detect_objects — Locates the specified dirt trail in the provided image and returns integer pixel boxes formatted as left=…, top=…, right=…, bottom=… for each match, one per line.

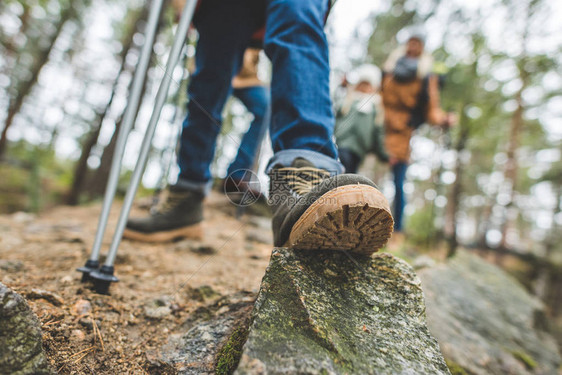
left=0, top=192, right=272, bottom=374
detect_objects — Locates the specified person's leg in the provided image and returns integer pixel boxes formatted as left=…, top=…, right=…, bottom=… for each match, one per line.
left=338, top=148, right=361, bottom=174
left=176, top=0, right=265, bottom=194
left=124, top=0, right=264, bottom=242
left=227, top=85, right=270, bottom=180
left=262, top=0, right=394, bottom=254
left=392, top=162, right=408, bottom=232
left=264, top=0, right=341, bottom=171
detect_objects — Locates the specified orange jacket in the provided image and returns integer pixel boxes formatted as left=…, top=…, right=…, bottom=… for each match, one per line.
left=381, top=74, right=446, bottom=162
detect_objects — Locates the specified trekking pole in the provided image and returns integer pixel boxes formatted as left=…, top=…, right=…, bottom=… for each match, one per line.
left=77, top=0, right=164, bottom=282
left=89, top=0, right=198, bottom=294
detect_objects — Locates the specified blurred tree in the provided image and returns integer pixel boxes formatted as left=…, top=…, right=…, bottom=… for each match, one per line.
left=86, top=1, right=183, bottom=199
left=362, top=0, right=560, bottom=259
left=498, top=0, right=557, bottom=249
left=0, top=0, right=94, bottom=157
left=441, top=30, right=494, bottom=256
left=0, top=1, right=72, bottom=157
left=66, top=3, right=153, bottom=205
left=366, top=0, right=442, bottom=66
left=533, top=151, right=562, bottom=298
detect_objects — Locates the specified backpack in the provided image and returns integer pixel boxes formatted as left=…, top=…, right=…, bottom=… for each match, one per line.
left=408, top=74, right=446, bottom=129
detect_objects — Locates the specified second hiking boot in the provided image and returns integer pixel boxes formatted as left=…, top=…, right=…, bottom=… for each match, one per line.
left=123, top=185, right=204, bottom=242
left=269, top=158, right=394, bottom=255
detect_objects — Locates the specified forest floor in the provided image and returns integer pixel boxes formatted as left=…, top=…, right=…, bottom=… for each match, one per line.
left=0, top=191, right=275, bottom=374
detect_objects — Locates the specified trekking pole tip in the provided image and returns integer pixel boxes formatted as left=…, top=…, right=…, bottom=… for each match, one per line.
left=77, top=259, right=100, bottom=283
left=89, top=265, right=119, bottom=295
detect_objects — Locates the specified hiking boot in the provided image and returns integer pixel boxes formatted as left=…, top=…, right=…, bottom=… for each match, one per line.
left=123, top=186, right=204, bottom=242
left=269, top=158, right=394, bottom=255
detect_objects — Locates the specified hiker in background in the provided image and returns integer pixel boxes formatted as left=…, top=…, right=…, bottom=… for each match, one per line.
left=381, top=29, right=456, bottom=243
left=335, top=64, right=389, bottom=174
left=223, top=47, right=270, bottom=197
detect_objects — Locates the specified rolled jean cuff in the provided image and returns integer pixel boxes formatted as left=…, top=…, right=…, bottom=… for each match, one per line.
left=175, top=177, right=214, bottom=196
left=266, top=149, right=344, bottom=175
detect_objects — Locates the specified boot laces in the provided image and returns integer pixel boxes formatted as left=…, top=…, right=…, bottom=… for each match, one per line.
left=153, top=190, right=188, bottom=215
left=276, top=167, right=330, bottom=196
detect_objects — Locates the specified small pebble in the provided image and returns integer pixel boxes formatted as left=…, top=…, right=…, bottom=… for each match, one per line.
left=0, top=259, right=24, bottom=273
left=79, top=318, right=100, bottom=330
left=79, top=318, right=93, bottom=329
left=12, top=212, right=35, bottom=223
left=144, top=296, right=173, bottom=319
left=72, top=299, right=92, bottom=317
left=216, top=306, right=230, bottom=315
left=69, top=329, right=86, bottom=342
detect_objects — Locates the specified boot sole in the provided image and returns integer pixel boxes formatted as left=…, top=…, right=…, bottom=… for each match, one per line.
left=286, top=185, right=394, bottom=255
left=122, top=223, right=203, bottom=243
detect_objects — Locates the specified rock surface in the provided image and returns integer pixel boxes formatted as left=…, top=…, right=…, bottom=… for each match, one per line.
left=0, top=282, right=52, bottom=375
left=231, top=248, right=450, bottom=375
left=160, top=291, right=255, bottom=374
left=419, top=250, right=561, bottom=375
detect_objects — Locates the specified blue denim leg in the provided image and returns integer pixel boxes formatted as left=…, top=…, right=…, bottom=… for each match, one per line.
left=226, top=86, right=270, bottom=180
left=392, top=162, right=408, bottom=232
left=176, top=0, right=265, bottom=194
left=338, top=148, right=361, bottom=174
left=264, top=0, right=338, bottom=161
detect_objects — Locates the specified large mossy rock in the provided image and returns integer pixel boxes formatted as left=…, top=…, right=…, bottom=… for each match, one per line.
left=419, top=250, right=561, bottom=375
left=0, top=282, right=52, bottom=375
left=231, top=248, right=450, bottom=375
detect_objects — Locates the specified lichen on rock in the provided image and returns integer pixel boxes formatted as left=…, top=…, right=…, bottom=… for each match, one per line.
left=0, top=282, right=52, bottom=375
left=231, top=248, right=450, bottom=375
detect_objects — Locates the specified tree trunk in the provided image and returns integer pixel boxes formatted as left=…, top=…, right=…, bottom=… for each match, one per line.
left=499, top=0, right=532, bottom=249
left=0, top=5, right=73, bottom=158
left=499, top=85, right=525, bottom=248
left=445, top=109, right=470, bottom=257
left=86, top=2, right=166, bottom=198
left=66, top=120, right=104, bottom=205
left=478, top=190, right=497, bottom=249
left=86, top=61, right=152, bottom=199
left=533, top=187, right=561, bottom=300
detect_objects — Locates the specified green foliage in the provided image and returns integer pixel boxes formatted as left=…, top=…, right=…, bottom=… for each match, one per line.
left=406, top=203, right=439, bottom=248
left=0, top=142, right=72, bottom=213
left=366, top=0, right=424, bottom=65
left=364, top=0, right=561, bottom=255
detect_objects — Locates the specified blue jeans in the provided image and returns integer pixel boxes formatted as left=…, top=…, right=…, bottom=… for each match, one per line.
left=226, top=86, right=270, bottom=181
left=392, top=162, right=408, bottom=232
left=176, top=0, right=342, bottom=194
left=338, top=148, right=361, bottom=174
